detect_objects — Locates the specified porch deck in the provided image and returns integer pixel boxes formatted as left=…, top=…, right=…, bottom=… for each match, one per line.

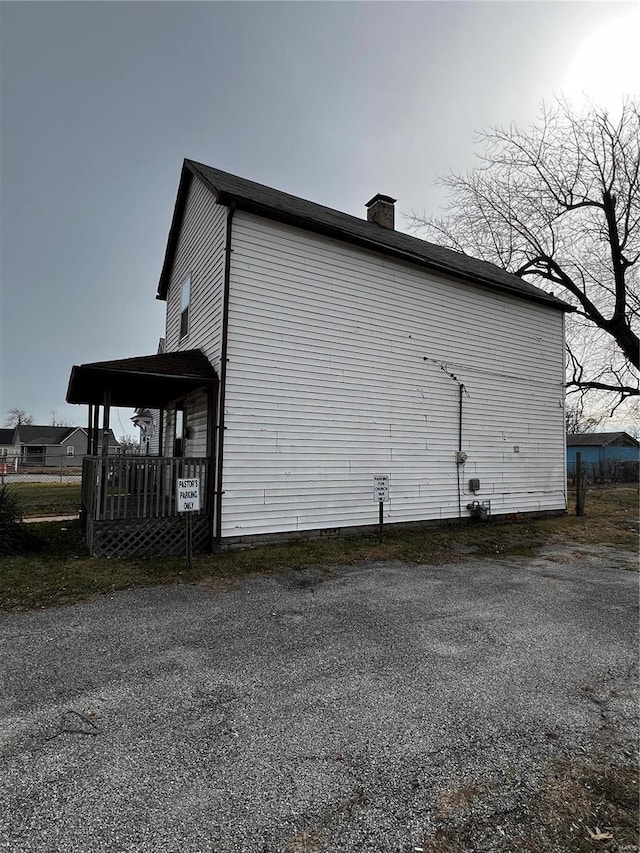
left=81, top=456, right=212, bottom=557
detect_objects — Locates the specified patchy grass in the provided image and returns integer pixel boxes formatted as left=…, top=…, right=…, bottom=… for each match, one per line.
left=0, top=483, right=637, bottom=612
left=283, top=830, right=325, bottom=853
left=419, top=759, right=639, bottom=853
left=434, top=782, right=488, bottom=820
left=530, top=759, right=639, bottom=852
left=0, top=524, right=187, bottom=611
left=546, top=483, right=638, bottom=551
left=6, top=482, right=81, bottom=517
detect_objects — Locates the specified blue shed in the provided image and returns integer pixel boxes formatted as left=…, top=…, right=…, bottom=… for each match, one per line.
left=567, top=431, right=639, bottom=476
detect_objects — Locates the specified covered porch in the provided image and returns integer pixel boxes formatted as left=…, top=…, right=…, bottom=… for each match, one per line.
left=67, top=350, right=219, bottom=557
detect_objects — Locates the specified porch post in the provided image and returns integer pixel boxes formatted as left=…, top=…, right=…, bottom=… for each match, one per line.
left=158, top=408, right=164, bottom=457
left=97, top=390, right=111, bottom=520
left=87, top=405, right=93, bottom=455
left=92, top=404, right=100, bottom=455
left=102, top=389, right=111, bottom=456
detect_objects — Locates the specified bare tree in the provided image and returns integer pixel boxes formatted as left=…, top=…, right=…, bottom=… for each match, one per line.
left=4, top=409, right=33, bottom=428
left=565, top=401, right=603, bottom=435
left=624, top=399, right=640, bottom=438
left=409, top=97, right=639, bottom=414
left=50, top=410, right=76, bottom=427
left=118, top=434, right=140, bottom=454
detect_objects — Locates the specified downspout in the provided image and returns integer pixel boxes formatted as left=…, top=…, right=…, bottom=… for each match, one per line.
left=457, top=384, right=464, bottom=524
left=214, top=203, right=235, bottom=544
left=562, top=314, right=567, bottom=511
left=458, top=384, right=463, bottom=455
left=432, top=361, right=468, bottom=524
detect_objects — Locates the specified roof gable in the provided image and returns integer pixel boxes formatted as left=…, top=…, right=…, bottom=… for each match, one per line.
left=156, top=160, right=572, bottom=314
left=60, top=427, right=87, bottom=444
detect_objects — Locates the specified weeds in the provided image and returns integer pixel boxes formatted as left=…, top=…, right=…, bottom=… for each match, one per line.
left=418, top=760, right=639, bottom=853
left=521, top=759, right=639, bottom=852
left=0, top=485, right=42, bottom=557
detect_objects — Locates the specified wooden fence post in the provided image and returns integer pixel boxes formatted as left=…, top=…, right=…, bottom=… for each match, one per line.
left=575, top=451, right=586, bottom=517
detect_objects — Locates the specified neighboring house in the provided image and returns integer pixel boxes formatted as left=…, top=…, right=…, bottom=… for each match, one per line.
left=131, top=338, right=166, bottom=456
left=131, top=408, right=159, bottom=455
left=0, top=429, right=14, bottom=458
left=9, top=425, right=120, bottom=467
left=567, top=432, right=639, bottom=475
left=67, top=160, right=572, bottom=556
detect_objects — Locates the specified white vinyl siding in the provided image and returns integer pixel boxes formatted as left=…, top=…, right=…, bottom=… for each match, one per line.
left=148, top=412, right=161, bottom=456
left=164, top=178, right=227, bottom=373
left=220, top=212, right=566, bottom=538
left=179, top=276, right=191, bottom=340
left=184, top=391, right=209, bottom=457
left=163, top=176, right=227, bottom=458
left=161, top=392, right=208, bottom=458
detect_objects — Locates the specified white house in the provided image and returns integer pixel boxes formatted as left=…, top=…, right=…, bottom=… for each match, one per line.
left=67, top=160, right=570, bottom=556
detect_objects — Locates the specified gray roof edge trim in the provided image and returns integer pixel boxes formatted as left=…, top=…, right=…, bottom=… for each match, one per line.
left=185, top=160, right=223, bottom=202
left=157, top=160, right=227, bottom=300
left=156, top=165, right=193, bottom=300
left=61, top=426, right=87, bottom=439
left=82, top=364, right=218, bottom=383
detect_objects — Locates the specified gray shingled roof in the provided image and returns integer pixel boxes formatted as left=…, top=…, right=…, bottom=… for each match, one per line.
left=77, top=350, right=217, bottom=379
left=16, top=425, right=77, bottom=445
left=567, top=432, right=639, bottom=447
left=67, top=350, right=218, bottom=408
left=157, top=160, right=572, bottom=313
left=0, top=428, right=15, bottom=445
left=14, top=425, right=120, bottom=447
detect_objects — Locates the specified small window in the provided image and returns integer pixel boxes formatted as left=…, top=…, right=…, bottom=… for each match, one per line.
left=180, top=276, right=191, bottom=340
left=67, top=446, right=75, bottom=456
left=174, top=405, right=185, bottom=457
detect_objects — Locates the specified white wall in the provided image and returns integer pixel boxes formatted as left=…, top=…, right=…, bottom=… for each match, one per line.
left=220, top=212, right=566, bottom=538
left=163, top=174, right=227, bottom=459
left=165, top=176, right=227, bottom=371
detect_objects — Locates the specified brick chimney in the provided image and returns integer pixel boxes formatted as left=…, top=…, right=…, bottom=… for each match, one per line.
left=366, top=193, right=396, bottom=229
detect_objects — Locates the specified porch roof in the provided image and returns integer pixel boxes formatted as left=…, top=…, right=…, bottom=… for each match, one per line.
left=66, top=350, right=218, bottom=408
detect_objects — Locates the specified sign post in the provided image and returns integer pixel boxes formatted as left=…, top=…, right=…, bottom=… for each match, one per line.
left=177, top=477, right=200, bottom=570
left=373, top=475, right=390, bottom=544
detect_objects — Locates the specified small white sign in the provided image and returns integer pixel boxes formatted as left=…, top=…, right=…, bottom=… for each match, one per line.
left=373, top=474, right=390, bottom=503
left=177, top=477, right=200, bottom=512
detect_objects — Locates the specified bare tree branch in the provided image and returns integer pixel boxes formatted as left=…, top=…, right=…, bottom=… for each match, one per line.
left=4, top=409, right=33, bottom=428
left=408, top=97, right=639, bottom=408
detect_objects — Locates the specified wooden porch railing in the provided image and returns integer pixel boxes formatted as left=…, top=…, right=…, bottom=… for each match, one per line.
left=81, top=456, right=211, bottom=522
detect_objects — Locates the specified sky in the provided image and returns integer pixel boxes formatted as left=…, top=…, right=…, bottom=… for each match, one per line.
left=1, top=0, right=638, bottom=437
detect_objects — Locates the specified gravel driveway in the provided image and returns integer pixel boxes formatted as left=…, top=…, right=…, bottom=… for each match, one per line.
left=1, top=545, right=637, bottom=852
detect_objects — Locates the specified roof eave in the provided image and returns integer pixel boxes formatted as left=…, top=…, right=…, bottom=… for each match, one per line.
left=159, top=161, right=572, bottom=313
left=214, top=192, right=572, bottom=312
left=66, top=352, right=219, bottom=409
left=157, top=159, right=229, bottom=301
